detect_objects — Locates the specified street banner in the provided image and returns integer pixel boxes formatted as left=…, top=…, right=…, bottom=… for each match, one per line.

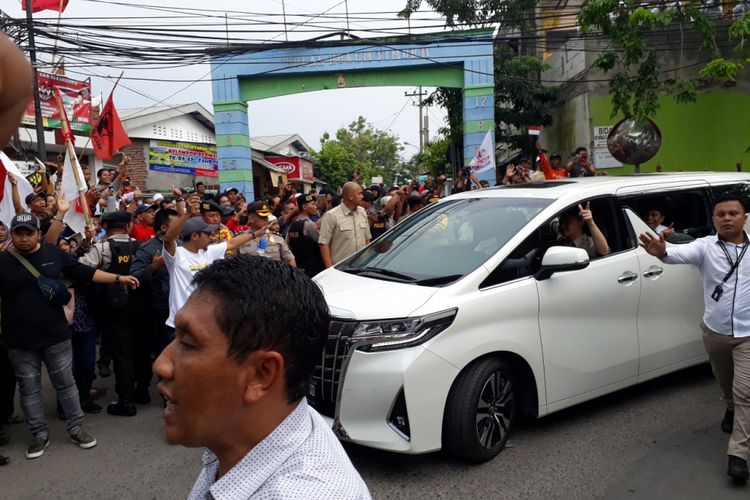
left=148, top=140, right=218, bottom=177
left=467, top=131, right=496, bottom=174
left=21, top=72, right=92, bottom=134
left=21, top=0, right=70, bottom=13
left=91, top=94, right=131, bottom=160
left=0, top=152, right=35, bottom=230
left=61, top=150, right=88, bottom=235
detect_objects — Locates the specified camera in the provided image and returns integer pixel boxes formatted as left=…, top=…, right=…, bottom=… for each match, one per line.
left=461, top=166, right=472, bottom=177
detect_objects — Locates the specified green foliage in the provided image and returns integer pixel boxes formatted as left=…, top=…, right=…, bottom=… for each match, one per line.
left=311, top=117, right=404, bottom=189
left=580, top=0, right=749, bottom=119
left=410, top=130, right=453, bottom=176
left=403, top=0, right=559, bottom=154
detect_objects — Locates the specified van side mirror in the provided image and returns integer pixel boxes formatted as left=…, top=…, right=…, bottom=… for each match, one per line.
left=534, top=246, right=590, bottom=281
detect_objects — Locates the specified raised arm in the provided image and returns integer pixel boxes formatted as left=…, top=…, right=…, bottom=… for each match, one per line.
left=578, top=202, right=610, bottom=256
left=7, top=173, right=24, bottom=215
left=44, top=191, right=71, bottom=245
left=225, top=225, right=270, bottom=252
left=164, top=194, right=198, bottom=256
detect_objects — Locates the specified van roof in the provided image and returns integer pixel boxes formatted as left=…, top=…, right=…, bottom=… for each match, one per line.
left=448, top=172, right=750, bottom=201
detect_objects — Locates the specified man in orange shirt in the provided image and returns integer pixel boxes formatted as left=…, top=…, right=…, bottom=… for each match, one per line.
left=537, top=142, right=567, bottom=180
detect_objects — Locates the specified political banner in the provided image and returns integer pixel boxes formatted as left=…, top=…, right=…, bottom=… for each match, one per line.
left=148, top=140, right=218, bottom=177
left=22, top=72, right=92, bottom=134
left=468, top=131, right=496, bottom=174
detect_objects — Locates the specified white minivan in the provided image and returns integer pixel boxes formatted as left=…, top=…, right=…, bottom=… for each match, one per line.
left=312, top=173, right=750, bottom=463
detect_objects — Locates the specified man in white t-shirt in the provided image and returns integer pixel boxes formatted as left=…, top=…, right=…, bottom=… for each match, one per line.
left=163, top=195, right=269, bottom=327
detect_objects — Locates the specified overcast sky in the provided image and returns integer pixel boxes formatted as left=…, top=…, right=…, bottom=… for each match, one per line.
left=12, top=0, right=449, bottom=156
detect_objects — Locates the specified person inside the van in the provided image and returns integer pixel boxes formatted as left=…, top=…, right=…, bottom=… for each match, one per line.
left=643, top=205, right=675, bottom=237
left=557, top=202, right=610, bottom=258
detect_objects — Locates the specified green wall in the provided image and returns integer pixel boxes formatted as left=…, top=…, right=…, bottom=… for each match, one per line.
left=589, top=90, right=750, bottom=174
left=240, top=66, right=464, bottom=101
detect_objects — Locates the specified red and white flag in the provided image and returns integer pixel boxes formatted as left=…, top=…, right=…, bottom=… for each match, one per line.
left=0, top=152, right=34, bottom=230
left=61, top=150, right=88, bottom=234
left=91, top=94, right=131, bottom=160
left=21, top=0, right=69, bottom=13
left=528, top=125, right=542, bottom=136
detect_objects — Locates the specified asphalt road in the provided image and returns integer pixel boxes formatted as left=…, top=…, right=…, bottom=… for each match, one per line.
left=1, top=363, right=746, bottom=499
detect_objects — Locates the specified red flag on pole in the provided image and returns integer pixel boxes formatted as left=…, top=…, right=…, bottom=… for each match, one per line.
left=21, top=0, right=69, bottom=13
left=91, top=94, right=131, bottom=160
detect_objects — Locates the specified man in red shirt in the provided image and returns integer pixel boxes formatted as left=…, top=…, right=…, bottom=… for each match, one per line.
left=131, top=204, right=157, bottom=242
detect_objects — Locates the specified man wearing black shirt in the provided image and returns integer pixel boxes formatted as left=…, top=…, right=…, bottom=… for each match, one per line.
left=0, top=214, right=139, bottom=459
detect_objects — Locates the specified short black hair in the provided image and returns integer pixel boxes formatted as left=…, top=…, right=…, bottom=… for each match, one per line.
left=192, top=255, right=330, bottom=403
left=550, top=153, right=562, bottom=161
left=330, top=195, right=342, bottom=208
left=153, top=208, right=179, bottom=231
left=574, top=147, right=588, bottom=155
left=712, top=193, right=748, bottom=213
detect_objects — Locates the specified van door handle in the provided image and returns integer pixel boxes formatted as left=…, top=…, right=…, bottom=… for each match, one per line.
left=617, top=271, right=638, bottom=284
left=643, top=266, right=664, bottom=278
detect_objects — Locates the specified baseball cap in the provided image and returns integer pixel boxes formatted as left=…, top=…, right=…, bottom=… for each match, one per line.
left=297, top=194, right=316, bottom=209
left=226, top=187, right=239, bottom=195
left=220, top=205, right=237, bottom=217
left=135, top=203, right=158, bottom=215
left=247, top=201, right=272, bottom=217
left=182, top=217, right=218, bottom=239
left=10, top=213, right=40, bottom=232
left=25, top=192, right=45, bottom=205
left=153, top=193, right=165, bottom=203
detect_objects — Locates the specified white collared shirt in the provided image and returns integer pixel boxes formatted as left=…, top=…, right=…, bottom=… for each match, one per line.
left=188, top=399, right=371, bottom=500
left=662, top=232, right=750, bottom=337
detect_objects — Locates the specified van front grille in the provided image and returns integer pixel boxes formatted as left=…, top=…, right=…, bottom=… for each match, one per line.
left=307, top=319, right=357, bottom=418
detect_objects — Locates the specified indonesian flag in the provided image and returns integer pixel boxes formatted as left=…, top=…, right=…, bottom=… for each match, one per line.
left=91, top=94, right=130, bottom=160
left=0, top=152, right=35, bottom=230
left=21, top=0, right=69, bottom=13
left=528, top=125, right=542, bottom=136
left=61, top=150, right=88, bottom=235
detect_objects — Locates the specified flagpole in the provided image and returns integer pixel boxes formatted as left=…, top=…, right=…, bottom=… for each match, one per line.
left=53, top=87, right=92, bottom=229
left=51, top=0, right=65, bottom=65
left=25, top=0, right=48, bottom=162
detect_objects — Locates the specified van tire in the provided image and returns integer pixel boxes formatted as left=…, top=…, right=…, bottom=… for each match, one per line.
left=443, top=357, right=517, bottom=463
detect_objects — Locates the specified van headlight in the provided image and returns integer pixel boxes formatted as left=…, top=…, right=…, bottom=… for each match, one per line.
left=352, top=309, right=457, bottom=352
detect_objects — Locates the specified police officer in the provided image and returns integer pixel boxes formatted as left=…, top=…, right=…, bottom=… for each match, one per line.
left=287, top=194, right=324, bottom=277
left=78, top=211, right=143, bottom=416
left=237, top=201, right=296, bottom=267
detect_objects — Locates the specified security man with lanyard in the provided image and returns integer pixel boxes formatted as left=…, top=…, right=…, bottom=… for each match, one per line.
left=236, top=201, right=296, bottom=267
left=287, top=194, right=324, bottom=277
left=78, top=211, right=143, bottom=417
left=640, top=193, right=750, bottom=482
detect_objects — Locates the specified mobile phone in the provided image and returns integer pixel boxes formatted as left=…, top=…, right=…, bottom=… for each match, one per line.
left=418, top=175, right=428, bottom=183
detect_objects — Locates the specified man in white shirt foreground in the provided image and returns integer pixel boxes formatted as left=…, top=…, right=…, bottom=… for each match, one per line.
left=154, top=256, right=371, bottom=499
left=640, top=193, right=750, bottom=482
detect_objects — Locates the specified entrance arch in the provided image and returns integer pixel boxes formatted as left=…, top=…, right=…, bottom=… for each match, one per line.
left=209, top=29, right=495, bottom=196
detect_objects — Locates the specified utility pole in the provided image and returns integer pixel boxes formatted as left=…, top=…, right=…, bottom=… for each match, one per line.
left=404, top=87, right=429, bottom=153
left=25, top=0, right=47, bottom=162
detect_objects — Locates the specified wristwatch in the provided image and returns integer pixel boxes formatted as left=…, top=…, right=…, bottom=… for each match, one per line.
left=115, top=274, right=121, bottom=284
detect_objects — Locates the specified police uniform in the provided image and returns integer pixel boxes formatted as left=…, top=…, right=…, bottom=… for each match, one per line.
left=287, top=194, right=325, bottom=277
left=237, top=232, right=295, bottom=264
left=78, top=211, right=145, bottom=414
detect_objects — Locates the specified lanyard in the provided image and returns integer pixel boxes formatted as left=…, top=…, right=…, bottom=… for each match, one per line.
left=717, top=237, right=749, bottom=284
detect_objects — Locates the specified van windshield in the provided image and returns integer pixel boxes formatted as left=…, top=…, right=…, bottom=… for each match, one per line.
left=339, top=197, right=552, bottom=286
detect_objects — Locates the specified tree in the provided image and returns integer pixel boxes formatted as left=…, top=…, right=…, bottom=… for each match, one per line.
left=400, top=0, right=559, bottom=154
left=411, top=129, right=453, bottom=176
left=312, top=116, right=404, bottom=188
left=580, top=2, right=750, bottom=120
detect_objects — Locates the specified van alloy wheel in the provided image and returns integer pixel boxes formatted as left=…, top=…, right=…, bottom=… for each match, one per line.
left=443, top=357, right=518, bottom=463
left=476, top=371, right=514, bottom=449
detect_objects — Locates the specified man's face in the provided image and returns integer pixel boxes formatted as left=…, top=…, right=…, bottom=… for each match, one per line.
left=551, top=157, right=561, bottom=169
left=219, top=196, right=230, bottom=207
left=228, top=191, right=238, bottom=204
left=203, top=211, right=221, bottom=225
left=645, top=210, right=665, bottom=230
left=192, top=231, right=212, bottom=250
left=82, top=168, right=92, bottom=184
left=559, top=214, right=584, bottom=240
left=712, top=201, right=747, bottom=240
left=197, top=185, right=206, bottom=195
left=282, top=202, right=296, bottom=219
left=140, top=209, right=155, bottom=227
left=154, top=291, right=246, bottom=447
left=58, top=239, right=70, bottom=253
left=30, top=196, right=46, bottom=213
left=348, top=187, right=364, bottom=205
left=11, top=228, right=40, bottom=253
left=304, top=201, right=317, bottom=217
left=578, top=150, right=589, bottom=164
left=248, top=213, right=269, bottom=230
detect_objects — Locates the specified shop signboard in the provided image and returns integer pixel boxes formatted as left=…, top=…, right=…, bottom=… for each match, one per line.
left=148, top=140, right=218, bottom=177
left=265, top=156, right=314, bottom=182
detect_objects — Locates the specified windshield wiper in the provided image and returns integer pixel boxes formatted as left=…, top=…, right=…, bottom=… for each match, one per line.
left=415, top=274, right=463, bottom=286
left=342, top=266, right=417, bottom=283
